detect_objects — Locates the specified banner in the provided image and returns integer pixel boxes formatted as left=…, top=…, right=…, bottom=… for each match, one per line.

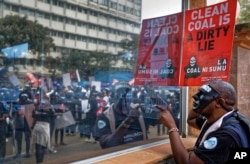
left=134, top=0, right=237, bottom=87
left=1, top=43, right=28, bottom=58
left=134, top=13, right=183, bottom=86
left=179, top=0, right=237, bottom=86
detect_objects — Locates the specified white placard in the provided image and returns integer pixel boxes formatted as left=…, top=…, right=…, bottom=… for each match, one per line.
left=63, top=73, right=71, bottom=87
left=81, top=100, right=89, bottom=113
left=91, top=81, right=101, bottom=92
left=76, top=69, right=80, bottom=82
left=8, top=74, right=20, bottom=86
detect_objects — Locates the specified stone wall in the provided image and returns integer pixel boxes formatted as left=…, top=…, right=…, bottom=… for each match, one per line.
left=232, top=46, right=250, bottom=119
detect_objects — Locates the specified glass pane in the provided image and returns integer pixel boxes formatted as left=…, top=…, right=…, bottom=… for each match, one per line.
left=0, top=0, right=183, bottom=163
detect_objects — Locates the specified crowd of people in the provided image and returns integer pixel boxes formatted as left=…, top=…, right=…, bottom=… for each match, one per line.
left=1, top=79, right=250, bottom=164
left=0, top=81, right=180, bottom=163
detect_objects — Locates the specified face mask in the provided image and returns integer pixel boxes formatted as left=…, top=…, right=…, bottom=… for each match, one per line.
left=192, top=84, right=219, bottom=112
left=190, top=57, right=196, bottom=67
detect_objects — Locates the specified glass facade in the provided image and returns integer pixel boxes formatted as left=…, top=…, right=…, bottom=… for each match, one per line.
left=1, top=0, right=244, bottom=163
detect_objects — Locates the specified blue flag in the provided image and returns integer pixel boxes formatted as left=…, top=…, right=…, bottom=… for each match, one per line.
left=1, top=43, right=28, bottom=58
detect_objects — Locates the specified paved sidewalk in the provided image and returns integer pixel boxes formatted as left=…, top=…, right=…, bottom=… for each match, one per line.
left=4, top=134, right=101, bottom=164
left=3, top=126, right=163, bottom=163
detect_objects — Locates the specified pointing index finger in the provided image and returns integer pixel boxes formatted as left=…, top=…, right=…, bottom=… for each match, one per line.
left=154, top=105, right=165, bottom=112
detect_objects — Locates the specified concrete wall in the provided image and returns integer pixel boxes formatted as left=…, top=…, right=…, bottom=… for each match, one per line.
left=232, top=46, right=250, bottom=119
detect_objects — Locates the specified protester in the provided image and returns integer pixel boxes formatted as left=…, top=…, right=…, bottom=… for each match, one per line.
left=143, top=95, right=160, bottom=134
left=32, top=98, right=54, bottom=164
left=96, top=82, right=148, bottom=148
left=54, top=127, right=66, bottom=146
left=13, top=106, right=29, bottom=159
left=19, top=84, right=34, bottom=105
left=167, top=92, right=180, bottom=128
left=137, top=87, right=146, bottom=104
left=54, top=104, right=67, bottom=146
left=155, top=80, right=249, bottom=164
left=81, top=90, right=98, bottom=143
left=102, top=89, right=110, bottom=108
left=0, top=102, right=8, bottom=163
left=14, top=84, right=35, bottom=159
left=86, top=85, right=98, bottom=99
left=55, top=106, right=67, bottom=147
left=60, top=86, right=76, bottom=136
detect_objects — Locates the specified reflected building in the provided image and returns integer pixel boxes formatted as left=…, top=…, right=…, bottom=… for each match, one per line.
left=0, top=0, right=141, bottom=57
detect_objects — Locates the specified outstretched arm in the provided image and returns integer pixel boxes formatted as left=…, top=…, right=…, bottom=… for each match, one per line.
left=155, top=105, right=204, bottom=164
left=99, top=103, right=142, bottom=148
left=99, top=116, right=134, bottom=148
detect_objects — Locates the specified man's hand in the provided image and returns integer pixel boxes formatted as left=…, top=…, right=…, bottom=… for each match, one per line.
left=155, top=105, right=177, bottom=129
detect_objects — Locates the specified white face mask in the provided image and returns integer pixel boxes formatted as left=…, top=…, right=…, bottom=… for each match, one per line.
left=166, top=59, right=172, bottom=68
left=190, top=57, right=196, bottom=67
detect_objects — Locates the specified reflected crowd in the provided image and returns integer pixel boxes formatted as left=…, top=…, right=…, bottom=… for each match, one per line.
left=0, top=79, right=180, bottom=163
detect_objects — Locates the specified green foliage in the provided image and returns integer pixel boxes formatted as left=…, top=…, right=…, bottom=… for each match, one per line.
left=119, top=34, right=139, bottom=52
left=63, top=51, right=116, bottom=78
left=0, top=15, right=54, bottom=53
left=119, top=34, right=139, bottom=71
left=237, top=0, right=250, bottom=24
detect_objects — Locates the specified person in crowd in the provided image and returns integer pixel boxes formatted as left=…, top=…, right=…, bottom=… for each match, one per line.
left=34, top=86, right=42, bottom=110
left=155, top=79, right=249, bottom=164
left=73, top=87, right=88, bottom=138
left=65, top=88, right=77, bottom=136
left=54, top=104, right=67, bottom=146
left=102, top=89, right=110, bottom=108
left=167, top=92, right=180, bottom=128
left=137, top=87, right=146, bottom=104
left=86, top=85, right=98, bottom=99
left=142, top=95, right=160, bottom=134
left=96, top=93, right=107, bottom=117
left=81, top=89, right=98, bottom=143
left=96, top=82, right=148, bottom=148
left=78, top=102, right=89, bottom=139
left=51, top=86, right=67, bottom=146
left=49, top=89, right=58, bottom=139
left=46, top=89, right=64, bottom=153
left=14, top=84, right=35, bottom=159
left=19, top=84, right=34, bottom=105
left=54, top=126, right=66, bottom=146
left=32, top=98, right=55, bottom=164
left=0, top=102, right=9, bottom=162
